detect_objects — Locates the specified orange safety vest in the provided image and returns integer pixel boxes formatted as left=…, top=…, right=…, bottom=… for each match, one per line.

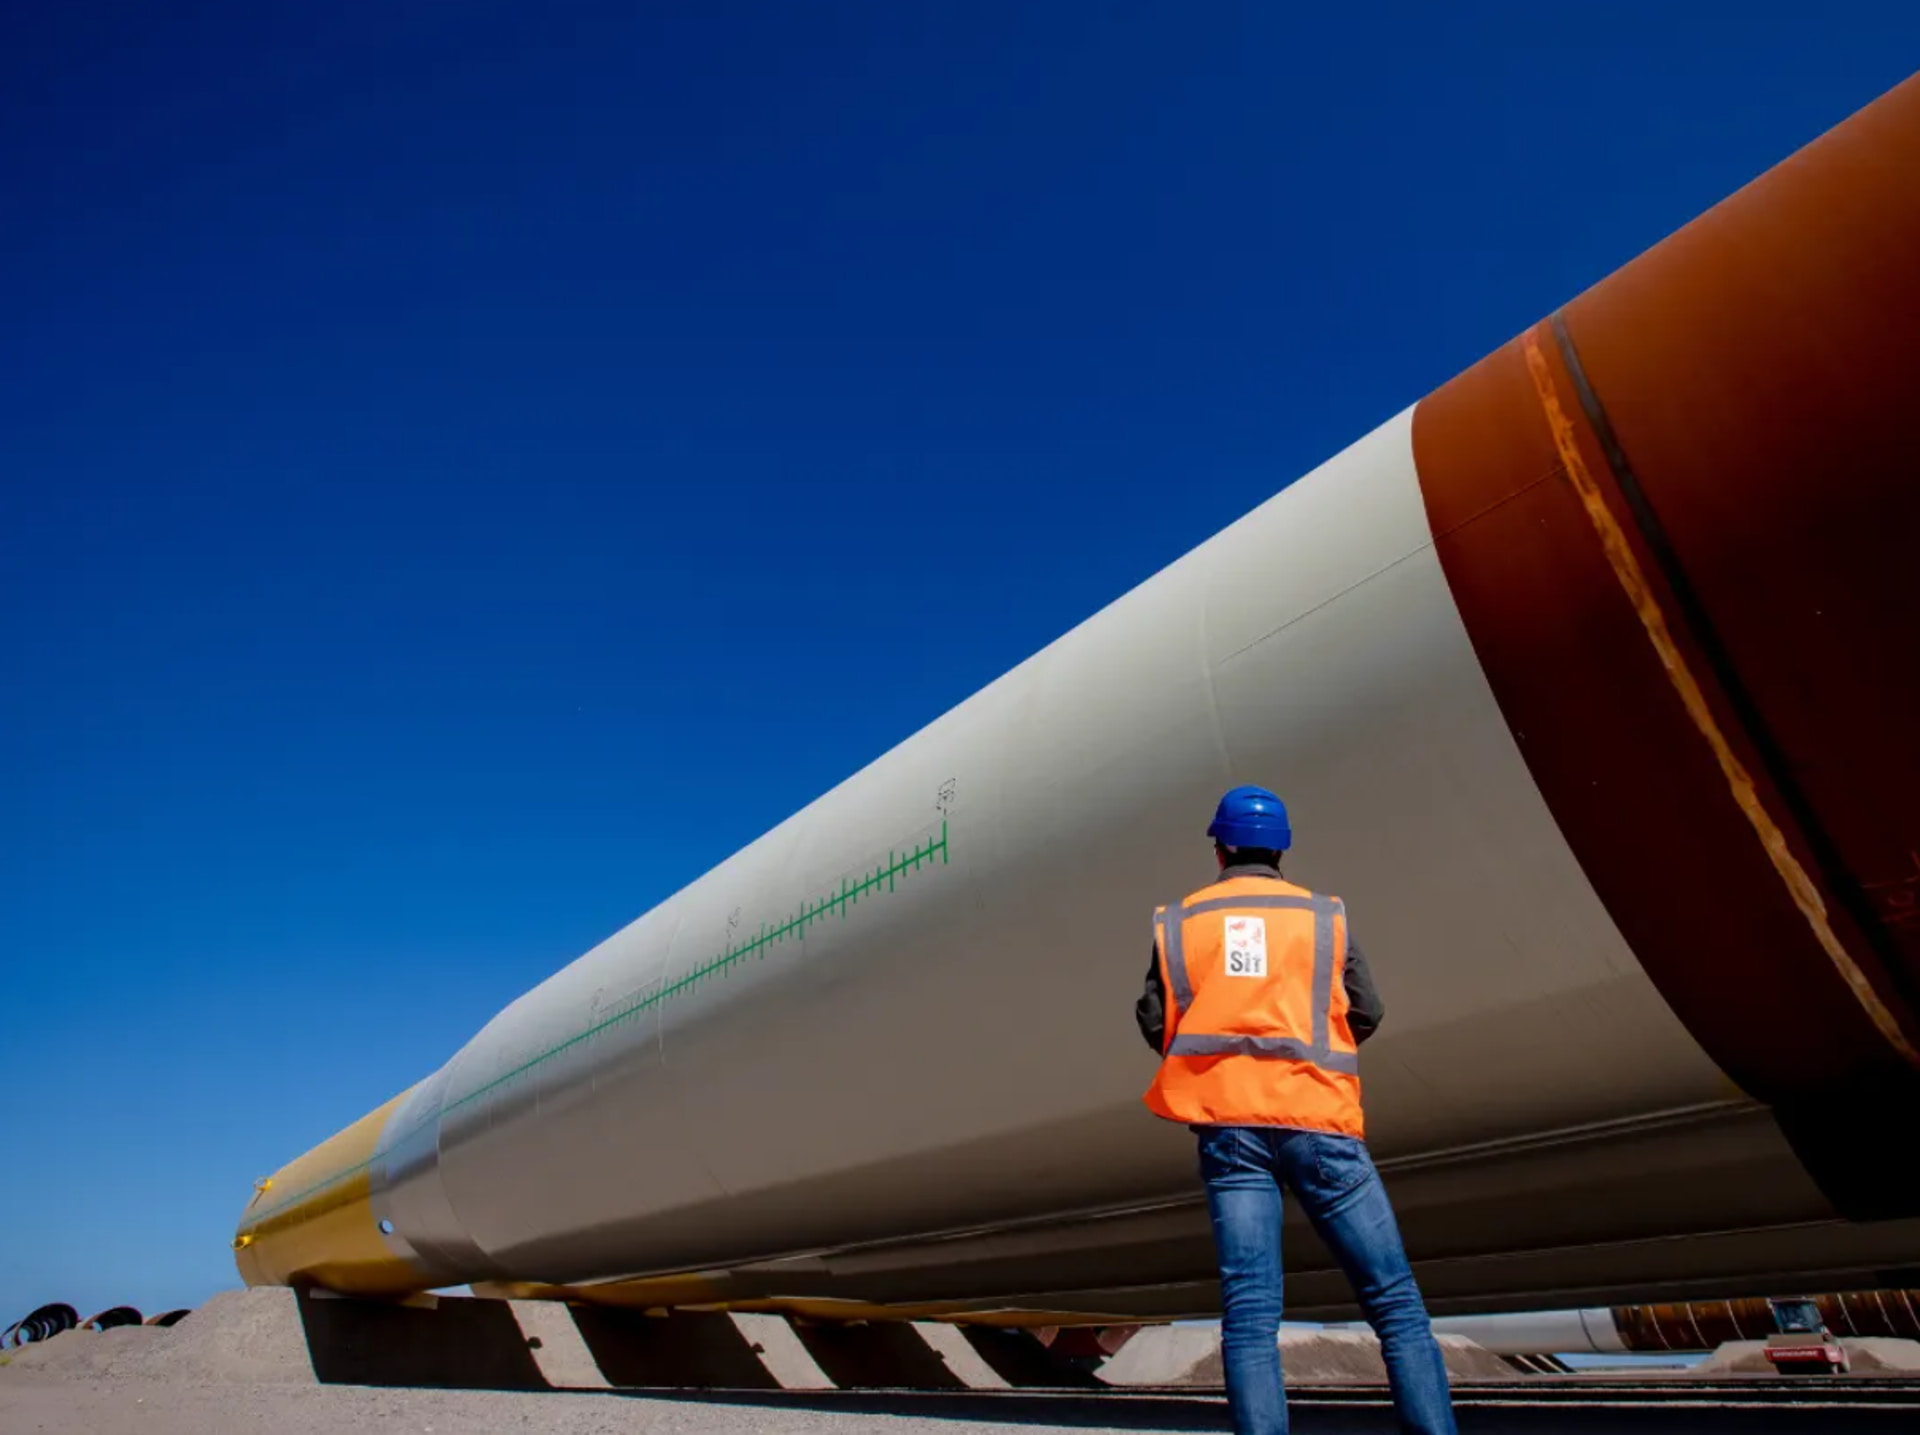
left=1142, top=874, right=1364, bottom=1137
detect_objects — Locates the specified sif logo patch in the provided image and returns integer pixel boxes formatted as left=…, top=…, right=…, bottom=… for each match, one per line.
left=1223, top=916, right=1268, bottom=978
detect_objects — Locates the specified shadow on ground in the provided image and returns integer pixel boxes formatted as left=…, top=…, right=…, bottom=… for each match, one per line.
left=627, top=1386, right=1920, bottom=1434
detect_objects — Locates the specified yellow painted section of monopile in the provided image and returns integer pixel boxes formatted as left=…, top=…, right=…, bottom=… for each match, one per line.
left=472, top=1273, right=730, bottom=1308
left=472, top=1279, right=1147, bottom=1328
left=232, top=1092, right=428, bottom=1296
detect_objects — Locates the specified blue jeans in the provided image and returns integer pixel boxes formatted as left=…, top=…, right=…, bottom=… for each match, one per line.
left=1195, top=1125, right=1456, bottom=1435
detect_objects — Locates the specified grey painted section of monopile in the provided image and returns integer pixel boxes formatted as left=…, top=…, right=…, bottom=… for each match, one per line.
left=366, top=406, right=1745, bottom=1296
left=1421, top=1309, right=1630, bottom=1356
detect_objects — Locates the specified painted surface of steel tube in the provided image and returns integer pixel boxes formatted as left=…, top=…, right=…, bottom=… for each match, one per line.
left=1421, top=1310, right=1628, bottom=1358
left=236, top=74, right=1920, bottom=1321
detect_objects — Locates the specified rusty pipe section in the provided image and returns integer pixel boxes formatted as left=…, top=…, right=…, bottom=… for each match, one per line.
left=1410, top=71, right=1920, bottom=1217
left=1431, top=1290, right=1920, bottom=1355
left=1614, top=1290, right=1920, bottom=1352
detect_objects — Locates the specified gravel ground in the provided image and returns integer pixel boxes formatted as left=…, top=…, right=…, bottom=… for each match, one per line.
left=10, top=1378, right=1920, bottom=1435
left=9, top=1289, right=1915, bottom=1433
left=0, top=1379, right=1251, bottom=1435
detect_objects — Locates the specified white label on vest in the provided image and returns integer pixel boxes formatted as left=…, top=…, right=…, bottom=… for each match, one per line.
left=1223, top=916, right=1268, bottom=978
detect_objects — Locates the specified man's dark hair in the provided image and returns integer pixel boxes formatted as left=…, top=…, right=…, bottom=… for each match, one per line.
left=1217, top=842, right=1283, bottom=869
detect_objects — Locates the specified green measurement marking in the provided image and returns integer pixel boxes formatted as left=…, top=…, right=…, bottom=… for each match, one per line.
left=441, top=821, right=949, bottom=1115
left=244, top=821, right=949, bottom=1230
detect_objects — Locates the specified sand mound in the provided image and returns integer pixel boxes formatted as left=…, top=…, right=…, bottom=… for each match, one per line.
left=1839, top=1339, right=1920, bottom=1374
left=1434, top=1334, right=1516, bottom=1381
left=0, top=1326, right=164, bottom=1378
left=0, top=1290, right=314, bottom=1386
left=1277, top=1330, right=1388, bottom=1384
left=120, top=1288, right=314, bottom=1384
left=1696, top=1336, right=1920, bottom=1376
left=1100, top=1325, right=1510, bottom=1386
left=1098, top=1326, right=1223, bottom=1385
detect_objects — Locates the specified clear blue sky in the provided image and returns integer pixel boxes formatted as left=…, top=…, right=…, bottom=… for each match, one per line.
left=3, top=2, right=1916, bottom=1322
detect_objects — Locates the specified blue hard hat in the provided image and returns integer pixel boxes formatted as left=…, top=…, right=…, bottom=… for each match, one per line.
left=1207, top=785, right=1292, bottom=850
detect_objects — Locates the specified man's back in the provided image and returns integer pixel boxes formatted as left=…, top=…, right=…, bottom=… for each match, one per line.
left=1135, top=862, right=1384, bottom=1057
left=1143, top=869, right=1367, bottom=1136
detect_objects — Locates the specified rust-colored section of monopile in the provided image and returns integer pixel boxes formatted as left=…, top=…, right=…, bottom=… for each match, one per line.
left=1614, top=1290, right=1920, bottom=1351
left=1520, top=323, right=1915, bottom=1068
left=1410, top=331, right=1893, bottom=1101
left=1410, top=75, right=1920, bottom=1215
left=1555, top=74, right=1920, bottom=1029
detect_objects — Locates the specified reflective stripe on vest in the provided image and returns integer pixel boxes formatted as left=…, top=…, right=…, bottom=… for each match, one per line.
left=1165, top=1033, right=1359, bottom=1075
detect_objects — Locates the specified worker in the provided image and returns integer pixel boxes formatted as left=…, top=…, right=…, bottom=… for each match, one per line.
left=1136, top=785, right=1456, bottom=1435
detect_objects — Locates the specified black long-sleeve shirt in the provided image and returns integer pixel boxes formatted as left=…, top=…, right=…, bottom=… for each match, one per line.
left=1133, top=863, right=1385, bottom=1053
